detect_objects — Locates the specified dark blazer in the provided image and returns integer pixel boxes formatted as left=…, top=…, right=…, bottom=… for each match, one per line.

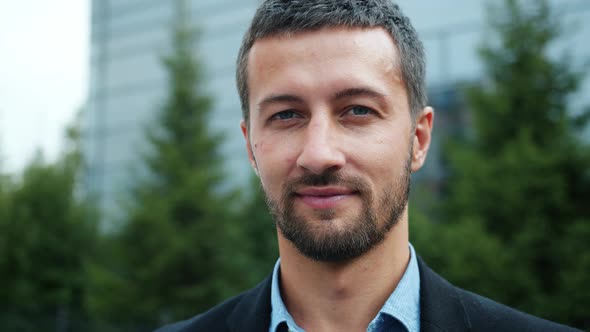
left=156, top=257, right=580, bottom=332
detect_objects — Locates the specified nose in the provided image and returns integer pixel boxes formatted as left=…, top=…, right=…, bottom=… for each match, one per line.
left=296, top=116, right=345, bottom=175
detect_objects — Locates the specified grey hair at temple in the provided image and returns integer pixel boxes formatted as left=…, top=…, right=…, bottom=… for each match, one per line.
left=236, top=0, right=427, bottom=125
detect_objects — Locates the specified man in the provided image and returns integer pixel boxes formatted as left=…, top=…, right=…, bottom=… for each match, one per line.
left=157, top=1, right=579, bottom=331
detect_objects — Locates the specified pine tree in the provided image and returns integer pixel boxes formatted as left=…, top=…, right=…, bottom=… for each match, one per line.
left=94, top=4, right=246, bottom=328
left=433, top=0, right=590, bottom=328
left=0, top=114, right=99, bottom=331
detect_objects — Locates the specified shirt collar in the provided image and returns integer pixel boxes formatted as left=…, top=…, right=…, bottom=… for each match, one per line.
left=270, top=257, right=302, bottom=332
left=368, top=243, right=421, bottom=332
left=269, top=243, right=421, bottom=332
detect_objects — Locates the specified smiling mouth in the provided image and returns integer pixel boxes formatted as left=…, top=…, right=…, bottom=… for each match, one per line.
left=294, top=187, right=358, bottom=209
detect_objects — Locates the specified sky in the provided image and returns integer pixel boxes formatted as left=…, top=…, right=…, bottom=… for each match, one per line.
left=0, top=0, right=88, bottom=173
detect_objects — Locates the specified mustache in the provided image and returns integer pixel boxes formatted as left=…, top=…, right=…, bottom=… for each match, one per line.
left=284, top=170, right=369, bottom=195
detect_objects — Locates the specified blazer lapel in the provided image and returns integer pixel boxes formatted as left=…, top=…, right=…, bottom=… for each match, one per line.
left=418, top=257, right=471, bottom=332
left=226, top=274, right=273, bottom=332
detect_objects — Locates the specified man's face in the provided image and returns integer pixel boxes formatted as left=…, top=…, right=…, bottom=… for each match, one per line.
left=241, top=27, right=431, bottom=262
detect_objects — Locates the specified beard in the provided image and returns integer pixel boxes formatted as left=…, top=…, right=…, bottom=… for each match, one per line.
left=263, top=152, right=412, bottom=263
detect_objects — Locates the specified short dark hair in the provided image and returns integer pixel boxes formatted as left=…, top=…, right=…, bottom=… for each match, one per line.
left=236, top=0, right=427, bottom=124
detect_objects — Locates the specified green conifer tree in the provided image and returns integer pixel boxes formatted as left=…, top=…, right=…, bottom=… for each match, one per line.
left=0, top=113, right=98, bottom=331
left=435, top=0, right=589, bottom=328
left=100, top=3, right=245, bottom=329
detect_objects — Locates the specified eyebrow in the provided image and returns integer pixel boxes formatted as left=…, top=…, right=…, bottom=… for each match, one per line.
left=257, top=87, right=388, bottom=111
left=257, top=94, right=304, bottom=111
left=333, top=87, right=387, bottom=102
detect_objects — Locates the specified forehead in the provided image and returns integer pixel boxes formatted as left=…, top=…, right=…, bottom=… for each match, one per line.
left=246, top=27, right=404, bottom=107
left=249, top=26, right=400, bottom=74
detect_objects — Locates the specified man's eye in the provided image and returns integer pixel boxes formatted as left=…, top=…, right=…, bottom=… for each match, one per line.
left=271, top=110, right=299, bottom=120
left=348, top=106, right=372, bottom=116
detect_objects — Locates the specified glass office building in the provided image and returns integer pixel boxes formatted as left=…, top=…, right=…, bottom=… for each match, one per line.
left=84, top=0, right=259, bottom=223
left=84, top=0, right=590, bottom=225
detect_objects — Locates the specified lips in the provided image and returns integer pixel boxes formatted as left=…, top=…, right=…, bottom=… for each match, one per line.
left=294, top=186, right=357, bottom=209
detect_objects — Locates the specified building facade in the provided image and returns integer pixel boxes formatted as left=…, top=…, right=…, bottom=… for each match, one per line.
left=84, top=0, right=259, bottom=223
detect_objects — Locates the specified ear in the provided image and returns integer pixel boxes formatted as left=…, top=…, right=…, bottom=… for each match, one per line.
left=411, top=107, right=434, bottom=173
left=241, top=120, right=258, bottom=175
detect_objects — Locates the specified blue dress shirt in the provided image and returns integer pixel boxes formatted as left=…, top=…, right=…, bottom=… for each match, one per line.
left=269, top=244, right=421, bottom=332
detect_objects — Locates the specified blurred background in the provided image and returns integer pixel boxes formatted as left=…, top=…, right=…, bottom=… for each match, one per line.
left=0, top=0, right=589, bottom=331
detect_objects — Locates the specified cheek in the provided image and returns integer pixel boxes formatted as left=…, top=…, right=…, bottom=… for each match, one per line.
left=253, top=138, right=298, bottom=185
left=357, top=133, right=411, bottom=177
left=255, top=132, right=301, bottom=164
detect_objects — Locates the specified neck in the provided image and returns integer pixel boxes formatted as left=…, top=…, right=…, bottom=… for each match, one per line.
left=277, top=210, right=410, bottom=332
